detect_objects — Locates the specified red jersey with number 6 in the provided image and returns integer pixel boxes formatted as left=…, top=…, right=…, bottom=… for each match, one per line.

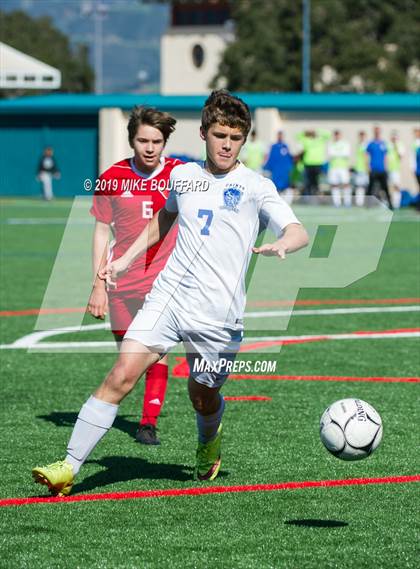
left=90, top=156, right=182, bottom=295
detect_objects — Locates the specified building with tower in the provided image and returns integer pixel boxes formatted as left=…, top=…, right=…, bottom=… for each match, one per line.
left=160, top=0, right=233, bottom=95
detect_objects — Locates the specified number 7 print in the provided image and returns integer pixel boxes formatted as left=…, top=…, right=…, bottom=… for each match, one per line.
left=198, top=209, right=214, bottom=236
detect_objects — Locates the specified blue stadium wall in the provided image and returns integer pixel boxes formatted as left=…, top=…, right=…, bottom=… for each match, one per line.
left=0, top=114, right=98, bottom=197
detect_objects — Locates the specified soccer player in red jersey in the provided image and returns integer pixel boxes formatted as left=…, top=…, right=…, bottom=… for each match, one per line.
left=87, top=106, right=181, bottom=445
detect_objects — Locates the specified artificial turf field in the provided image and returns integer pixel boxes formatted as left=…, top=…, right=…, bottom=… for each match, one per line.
left=0, top=198, right=419, bottom=569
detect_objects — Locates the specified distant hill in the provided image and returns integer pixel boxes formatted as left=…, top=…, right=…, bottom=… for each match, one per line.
left=0, top=0, right=170, bottom=93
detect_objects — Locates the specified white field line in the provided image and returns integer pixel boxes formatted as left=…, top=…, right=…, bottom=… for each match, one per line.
left=0, top=198, right=72, bottom=205
left=4, top=304, right=420, bottom=349
left=0, top=330, right=419, bottom=351
left=4, top=218, right=92, bottom=225
left=4, top=216, right=419, bottom=226
left=243, top=331, right=420, bottom=342
left=10, top=322, right=109, bottom=348
left=2, top=213, right=403, bottom=225
left=0, top=304, right=419, bottom=351
left=244, top=305, right=420, bottom=318
left=20, top=342, right=117, bottom=349
left=0, top=331, right=419, bottom=351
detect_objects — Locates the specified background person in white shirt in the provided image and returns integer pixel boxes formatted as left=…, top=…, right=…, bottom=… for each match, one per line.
left=327, top=130, right=351, bottom=207
left=32, top=90, right=308, bottom=495
left=413, top=128, right=420, bottom=195
left=387, top=130, right=405, bottom=209
left=37, top=146, right=60, bottom=201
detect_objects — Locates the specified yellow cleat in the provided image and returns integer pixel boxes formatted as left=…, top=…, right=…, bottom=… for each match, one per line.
left=194, top=424, right=222, bottom=482
left=32, top=460, right=74, bottom=496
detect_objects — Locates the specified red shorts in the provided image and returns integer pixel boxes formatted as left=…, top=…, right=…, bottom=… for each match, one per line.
left=108, top=292, right=145, bottom=337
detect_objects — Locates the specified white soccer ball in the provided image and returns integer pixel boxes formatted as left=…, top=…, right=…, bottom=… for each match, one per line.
left=320, top=398, right=383, bottom=461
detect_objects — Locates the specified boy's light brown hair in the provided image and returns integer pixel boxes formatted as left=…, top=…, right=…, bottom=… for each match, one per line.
left=127, top=106, right=177, bottom=145
left=201, top=90, right=251, bottom=139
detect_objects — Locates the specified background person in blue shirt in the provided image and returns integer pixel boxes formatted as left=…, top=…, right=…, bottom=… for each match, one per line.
left=366, top=125, right=393, bottom=209
left=264, top=130, right=294, bottom=203
left=413, top=128, right=420, bottom=189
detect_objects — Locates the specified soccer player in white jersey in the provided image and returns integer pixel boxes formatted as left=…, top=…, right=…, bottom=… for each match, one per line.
left=327, top=130, right=352, bottom=207
left=32, top=90, right=309, bottom=496
left=387, top=130, right=405, bottom=209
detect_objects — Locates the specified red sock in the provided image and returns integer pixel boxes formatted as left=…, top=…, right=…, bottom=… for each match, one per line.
left=140, top=362, right=168, bottom=427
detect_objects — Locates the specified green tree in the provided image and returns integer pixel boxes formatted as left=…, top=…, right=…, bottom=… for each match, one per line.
left=311, top=0, right=420, bottom=92
left=0, top=10, right=94, bottom=96
left=214, top=0, right=420, bottom=92
left=213, top=0, right=302, bottom=92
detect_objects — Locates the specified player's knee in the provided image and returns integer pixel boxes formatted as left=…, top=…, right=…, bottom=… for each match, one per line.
left=190, top=393, right=206, bottom=413
left=189, top=391, right=219, bottom=415
left=106, top=361, right=138, bottom=396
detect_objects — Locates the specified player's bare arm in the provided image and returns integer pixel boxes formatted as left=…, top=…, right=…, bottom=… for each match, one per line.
left=88, top=220, right=109, bottom=319
left=253, top=223, right=309, bottom=259
left=100, top=207, right=178, bottom=286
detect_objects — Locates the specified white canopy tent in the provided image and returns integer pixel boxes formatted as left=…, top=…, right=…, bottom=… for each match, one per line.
left=0, top=42, right=61, bottom=89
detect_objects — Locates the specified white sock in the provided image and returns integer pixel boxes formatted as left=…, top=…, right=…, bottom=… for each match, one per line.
left=65, top=396, right=118, bottom=475
left=343, top=186, right=352, bottom=207
left=196, top=395, right=225, bottom=443
left=355, top=187, right=365, bottom=206
left=284, top=188, right=294, bottom=204
left=331, top=187, right=341, bottom=207
left=391, top=190, right=401, bottom=209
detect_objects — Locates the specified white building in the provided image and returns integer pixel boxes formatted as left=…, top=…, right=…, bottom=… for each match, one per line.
left=160, top=1, right=233, bottom=95
left=0, top=42, right=61, bottom=90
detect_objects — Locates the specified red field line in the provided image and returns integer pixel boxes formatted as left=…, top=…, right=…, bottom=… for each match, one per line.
left=223, top=396, right=272, bottom=401
left=171, top=357, right=420, bottom=383
left=1, top=297, right=419, bottom=317
left=238, top=328, right=420, bottom=353
left=353, top=327, right=420, bottom=335
left=2, top=475, right=418, bottom=508
left=228, top=375, right=420, bottom=383
left=247, top=297, right=420, bottom=308
left=239, top=337, right=327, bottom=351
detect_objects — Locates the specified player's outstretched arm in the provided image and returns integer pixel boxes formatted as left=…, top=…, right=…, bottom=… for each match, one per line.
left=100, top=208, right=178, bottom=286
left=253, top=223, right=309, bottom=259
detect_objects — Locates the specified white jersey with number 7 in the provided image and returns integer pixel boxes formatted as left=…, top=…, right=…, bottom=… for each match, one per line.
left=146, top=161, right=301, bottom=329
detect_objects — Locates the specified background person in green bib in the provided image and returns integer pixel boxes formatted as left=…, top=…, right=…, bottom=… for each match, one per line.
left=387, top=130, right=405, bottom=209
left=327, top=130, right=351, bottom=207
left=354, top=131, right=369, bottom=206
left=296, top=128, right=331, bottom=197
left=241, top=129, right=266, bottom=172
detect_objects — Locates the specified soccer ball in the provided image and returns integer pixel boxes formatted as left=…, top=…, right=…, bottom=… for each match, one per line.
left=320, top=398, right=383, bottom=461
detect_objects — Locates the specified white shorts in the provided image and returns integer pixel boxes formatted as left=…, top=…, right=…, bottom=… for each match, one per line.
left=389, top=171, right=401, bottom=186
left=328, top=168, right=350, bottom=186
left=124, top=301, right=243, bottom=388
left=354, top=172, right=369, bottom=188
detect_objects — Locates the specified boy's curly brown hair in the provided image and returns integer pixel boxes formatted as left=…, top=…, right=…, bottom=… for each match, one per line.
left=201, top=90, right=251, bottom=139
